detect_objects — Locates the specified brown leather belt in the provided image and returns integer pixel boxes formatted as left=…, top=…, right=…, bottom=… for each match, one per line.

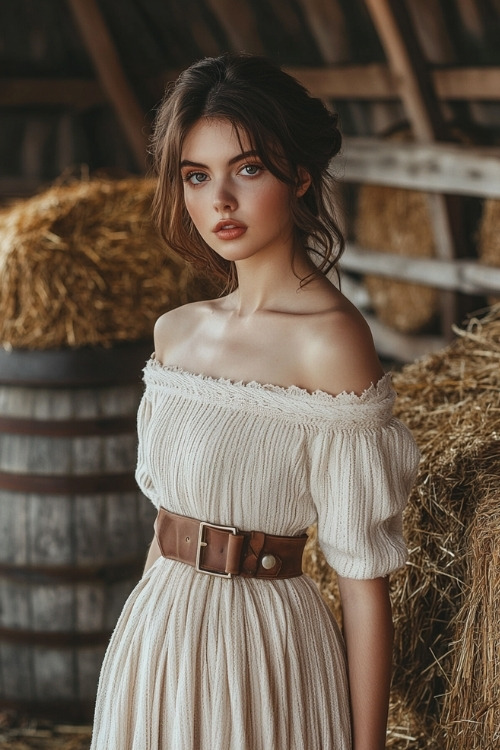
left=154, top=507, right=307, bottom=579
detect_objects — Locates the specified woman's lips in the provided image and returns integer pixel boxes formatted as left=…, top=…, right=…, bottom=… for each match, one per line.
left=213, top=220, right=247, bottom=240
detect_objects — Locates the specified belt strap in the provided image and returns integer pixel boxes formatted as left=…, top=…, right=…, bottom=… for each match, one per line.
left=154, top=508, right=307, bottom=579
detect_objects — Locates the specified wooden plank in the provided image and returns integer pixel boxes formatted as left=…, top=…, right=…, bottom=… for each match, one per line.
left=364, top=0, right=447, bottom=141
left=366, top=314, right=445, bottom=362
left=204, top=0, right=265, bottom=54
left=294, top=0, right=350, bottom=63
left=434, top=68, right=500, bottom=101
left=406, top=0, right=456, bottom=64
left=287, top=65, right=500, bottom=101
left=286, top=63, right=395, bottom=98
left=20, top=119, right=52, bottom=180
left=2, top=67, right=500, bottom=110
left=0, top=78, right=106, bottom=108
left=364, top=0, right=467, bottom=337
left=160, top=64, right=500, bottom=103
left=456, top=0, right=485, bottom=39
left=341, top=244, right=500, bottom=296
left=66, top=0, right=148, bottom=171
left=339, top=137, right=500, bottom=198
left=263, top=0, right=324, bottom=60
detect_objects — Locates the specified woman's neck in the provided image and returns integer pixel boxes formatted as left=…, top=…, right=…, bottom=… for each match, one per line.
left=229, top=246, right=319, bottom=317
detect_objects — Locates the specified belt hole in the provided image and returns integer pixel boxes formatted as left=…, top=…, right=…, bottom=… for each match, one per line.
left=185, top=536, right=190, bottom=542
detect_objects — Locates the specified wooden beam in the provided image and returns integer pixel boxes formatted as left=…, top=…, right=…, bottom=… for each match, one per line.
left=406, top=0, right=456, bottom=64
left=366, top=314, right=445, bottom=362
left=340, top=137, right=500, bottom=198
left=456, top=0, right=485, bottom=39
left=434, top=67, right=500, bottom=101
left=0, top=78, right=106, bottom=109
left=364, top=0, right=464, bottom=339
left=261, top=65, right=500, bottom=102
left=66, top=0, right=148, bottom=171
left=2, top=67, right=500, bottom=110
left=204, top=0, right=265, bottom=54
left=294, top=0, right=350, bottom=63
left=265, top=65, right=500, bottom=102
left=342, top=244, right=500, bottom=296
left=364, top=0, right=447, bottom=141
left=285, top=64, right=395, bottom=99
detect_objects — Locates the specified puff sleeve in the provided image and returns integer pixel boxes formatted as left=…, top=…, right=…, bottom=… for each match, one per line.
left=135, top=388, right=160, bottom=508
left=309, top=383, right=420, bottom=580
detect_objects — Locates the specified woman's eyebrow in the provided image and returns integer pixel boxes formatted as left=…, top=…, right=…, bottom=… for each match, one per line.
left=180, top=150, right=259, bottom=169
left=228, top=150, right=259, bottom=165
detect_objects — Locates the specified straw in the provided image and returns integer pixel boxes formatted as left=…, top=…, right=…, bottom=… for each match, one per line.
left=0, top=177, right=216, bottom=350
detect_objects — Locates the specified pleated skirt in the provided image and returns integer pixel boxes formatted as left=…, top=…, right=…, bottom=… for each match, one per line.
left=90, top=558, right=351, bottom=750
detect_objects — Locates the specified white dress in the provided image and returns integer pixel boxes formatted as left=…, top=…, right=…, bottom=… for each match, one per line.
left=90, top=359, right=420, bottom=750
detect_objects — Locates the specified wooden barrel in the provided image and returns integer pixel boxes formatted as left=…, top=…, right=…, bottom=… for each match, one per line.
left=0, top=342, right=156, bottom=722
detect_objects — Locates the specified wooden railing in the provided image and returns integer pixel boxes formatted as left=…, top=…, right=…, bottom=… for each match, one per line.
left=337, top=137, right=500, bottom=361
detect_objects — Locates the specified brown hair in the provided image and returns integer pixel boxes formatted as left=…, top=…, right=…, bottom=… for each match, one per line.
left=151, top=53, right=344, bottom=290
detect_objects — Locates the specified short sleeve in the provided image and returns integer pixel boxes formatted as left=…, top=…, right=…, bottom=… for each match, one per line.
left=309, top=412, right=420, bottom=580
left=135, top=389, right=160, bottom=508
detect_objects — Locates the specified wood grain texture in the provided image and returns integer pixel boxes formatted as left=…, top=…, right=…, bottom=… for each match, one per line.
left=340, top=137, right=500, bottom=198
left=364, top=0, right=465, bottom=337
left=66, top=0, right=149, bottom=171
left=0, top=379, right=156, bottom=719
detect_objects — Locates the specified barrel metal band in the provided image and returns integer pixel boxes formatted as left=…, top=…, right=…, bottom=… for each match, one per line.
left=0, top=626, right=112, bottom=647
left=0, top=415, right=136, bottom=437
left=0, top=558, right=143, bottom=584
left=0, top=471, right=138, bottom=494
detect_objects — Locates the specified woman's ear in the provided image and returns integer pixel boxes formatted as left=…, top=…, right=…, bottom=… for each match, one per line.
left=296, top=167, right=312, bottom=197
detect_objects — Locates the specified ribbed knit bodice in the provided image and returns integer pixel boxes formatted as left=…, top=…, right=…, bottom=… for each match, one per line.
left=135, top=358, right=420, bottom=580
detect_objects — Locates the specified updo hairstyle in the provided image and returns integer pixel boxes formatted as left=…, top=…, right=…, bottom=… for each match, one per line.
left=151, top=53, right=344, bottom=290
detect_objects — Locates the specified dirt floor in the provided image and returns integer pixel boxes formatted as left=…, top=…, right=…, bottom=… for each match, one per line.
left=0, top=708, right=432, bottom=749
left=0, top=712, right=91, bottom=750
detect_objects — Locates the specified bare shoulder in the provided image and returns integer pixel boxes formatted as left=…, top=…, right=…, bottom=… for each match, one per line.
left=153, top=299, right=215, bottom=363
left=299, top=295, right=384, bottom=396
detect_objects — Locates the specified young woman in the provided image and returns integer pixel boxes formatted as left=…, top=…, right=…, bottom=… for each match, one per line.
left=91, top=53, right=420, bottom=750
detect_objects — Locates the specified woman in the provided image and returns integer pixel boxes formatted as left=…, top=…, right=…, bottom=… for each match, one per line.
left=91, top=53, right=420, bottom=750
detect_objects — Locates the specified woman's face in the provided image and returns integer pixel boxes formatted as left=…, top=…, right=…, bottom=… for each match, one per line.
left=180, top=118, right=298, bottom=264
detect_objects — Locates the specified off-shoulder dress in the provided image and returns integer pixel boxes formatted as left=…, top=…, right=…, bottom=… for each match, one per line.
left=90, top=357, right=420, bottom=750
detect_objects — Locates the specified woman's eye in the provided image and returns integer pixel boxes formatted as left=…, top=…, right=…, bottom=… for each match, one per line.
left=184, top=172, right=208, bottom=185
left=240, top=164, right=262, bottom=176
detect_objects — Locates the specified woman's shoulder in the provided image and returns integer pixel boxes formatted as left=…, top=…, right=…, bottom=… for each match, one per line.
left=153, top=298, right=221, bottom=359
left=155, top=297, right=213, bottom=329
left=296, top=291, right=385, bottom=397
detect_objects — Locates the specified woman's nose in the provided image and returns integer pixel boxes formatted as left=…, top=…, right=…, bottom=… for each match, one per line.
left=212, top=182, right=237, bottom=212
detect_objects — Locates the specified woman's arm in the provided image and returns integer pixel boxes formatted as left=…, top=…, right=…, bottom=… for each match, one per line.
left=143, top=534, right=162, bottom=575
left=337, top=575, right=394, bottom=750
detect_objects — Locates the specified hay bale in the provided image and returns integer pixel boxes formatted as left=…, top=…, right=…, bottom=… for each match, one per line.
left=303, top=304, right=500, bottom=748
left=354, top=127, right=440, bottom=334
left=355, top=183, right=439, bottom=333
left=478, top=198, right=500, bottom=304
left=390, top=304, right=500, bottom=748
left=0, top=178, right=216, bottom=350
left=385, top=700, right=440, bottom=750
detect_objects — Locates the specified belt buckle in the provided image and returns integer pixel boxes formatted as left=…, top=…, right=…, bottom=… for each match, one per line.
left=195, top=521, right=238, bottom=579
